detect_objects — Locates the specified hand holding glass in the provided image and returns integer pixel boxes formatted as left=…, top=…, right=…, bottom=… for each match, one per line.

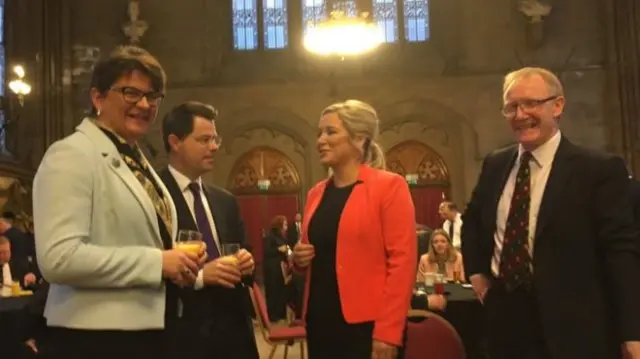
left=220, top=243, right=241, bottom=266
left=175, top=230, right=204, bottom=255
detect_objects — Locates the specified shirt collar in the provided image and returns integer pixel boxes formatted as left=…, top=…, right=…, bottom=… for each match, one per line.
left=518, top=130, right=561, bottom=168
left=168, top=165, right=202, bottom=193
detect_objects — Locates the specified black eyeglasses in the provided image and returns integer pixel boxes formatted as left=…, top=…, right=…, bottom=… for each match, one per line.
left=501, top=96, right=558, bottom=117
left=110, top=86, right=165, bottom=106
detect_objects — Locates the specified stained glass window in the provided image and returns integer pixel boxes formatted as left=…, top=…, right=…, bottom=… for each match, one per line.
left=333, top=0, right=358, bottom=17
left=233, top=0, right=258, bottom=50
left=263, top=0, right=288, bottom=49
left=302, top=0, right=326, bottom=34
left=374, top=0, right=398, bottom=43
left=404, top=0, right=429, bottom=42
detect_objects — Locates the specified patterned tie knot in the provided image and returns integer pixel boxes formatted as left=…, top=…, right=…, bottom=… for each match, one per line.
left=188, top=182, right=201, bottom=194
left=520, top=151, right=533, bottom=165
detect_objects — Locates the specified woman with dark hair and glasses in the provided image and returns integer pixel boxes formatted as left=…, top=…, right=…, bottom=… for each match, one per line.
left=33, top=46, right=203, bottom=359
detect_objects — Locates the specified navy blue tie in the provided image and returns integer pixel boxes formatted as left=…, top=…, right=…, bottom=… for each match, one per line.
left=188, top=183, right=220, bottom=259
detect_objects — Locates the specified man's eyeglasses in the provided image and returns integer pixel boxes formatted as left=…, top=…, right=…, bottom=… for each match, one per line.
left=111, top=86, right=165, bottom=106
left=501, top=96, right=558, bottom=117
left=194, top=135, right=223, bottom=147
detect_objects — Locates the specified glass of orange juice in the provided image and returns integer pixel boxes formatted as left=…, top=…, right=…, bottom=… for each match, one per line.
left=220, top=243, right=241, bottom=265
left=11, top=281, right=21, bottom=296
left=175, top=230, right=204, bottom=255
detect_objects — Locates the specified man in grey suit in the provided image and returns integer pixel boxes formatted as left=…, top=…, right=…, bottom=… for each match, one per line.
left=158, top=101, right=259, bottom=359
left=33, top=46, right=200, bottom=359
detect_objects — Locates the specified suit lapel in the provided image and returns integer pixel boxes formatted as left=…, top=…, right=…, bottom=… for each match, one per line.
left=302, top=181, right=329, bottom=244
left=76, top=119, right=163, bottom=247
left=534, top=138, right=576, bottom=240
left=103, top=149, right=163, bottom=248
left=158, top=168, right=198, bottom=233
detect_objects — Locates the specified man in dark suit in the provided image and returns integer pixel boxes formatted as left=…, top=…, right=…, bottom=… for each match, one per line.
left=0, top=216, right=40, bottom=289
left=0, top=236, right=33, bottom=291
left=462, top=67, right=640, bottom=359
left=286, top=212, right=302, bottom=246
left=158, top=101, right=259, bottom=359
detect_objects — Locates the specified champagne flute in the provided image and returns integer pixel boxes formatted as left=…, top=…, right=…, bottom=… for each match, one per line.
left=175, top=230, right=204, bottom=255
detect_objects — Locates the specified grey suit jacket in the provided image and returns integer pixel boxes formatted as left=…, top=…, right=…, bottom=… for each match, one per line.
left=33, top=118, right=178, bottom=330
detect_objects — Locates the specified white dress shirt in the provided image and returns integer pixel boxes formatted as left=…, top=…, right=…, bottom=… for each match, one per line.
left=443, top=213, right=463, bottom=248
left=491, top=131, right=562, bottom=276
left=168, top=165, right=221, bottom=290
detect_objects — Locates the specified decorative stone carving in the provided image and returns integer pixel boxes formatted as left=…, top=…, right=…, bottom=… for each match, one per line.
left=71, top=45, right=101, bottom=83
left=518, top=0, right=552, bottom=49
left=122, top=0, right=149, bottom=44
left=386, top=140, right=450, bottom=186
left=387, top=160, right=406, bottom=176
left=228, top=147, right=301, bottom=195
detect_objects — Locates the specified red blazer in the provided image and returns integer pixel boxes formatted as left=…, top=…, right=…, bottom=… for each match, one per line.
left=298, top=165, right=417, bottom=346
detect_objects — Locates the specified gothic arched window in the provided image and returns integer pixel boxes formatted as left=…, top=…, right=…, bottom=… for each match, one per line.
left=232, top=0, right=289, bottom=50
left=301, top=0, right=428, bottom=44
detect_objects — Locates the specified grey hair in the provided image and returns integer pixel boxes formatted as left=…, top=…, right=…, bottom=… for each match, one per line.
left=321, top=99, right=386, bottom=170
left=503, top=67, right=564, bottom=102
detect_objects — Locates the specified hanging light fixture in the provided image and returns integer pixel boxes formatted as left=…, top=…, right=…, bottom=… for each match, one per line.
left=304, top=0, right=383, bottom=56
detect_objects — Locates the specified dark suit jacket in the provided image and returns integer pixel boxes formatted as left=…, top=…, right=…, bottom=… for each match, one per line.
left=630, top=179, right=640, bottom=229
left=462, top=137, right=640, bottom=358
left=158, top=168, right=258, bottom=359
left=286, top=222, right=301, bottom=247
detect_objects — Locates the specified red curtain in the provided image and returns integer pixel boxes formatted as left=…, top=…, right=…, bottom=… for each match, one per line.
left=236, top=194, right=299, bottom=264
left=411, top=187, right=446, bottom=229
left=236, top=196, right=266, bottom=264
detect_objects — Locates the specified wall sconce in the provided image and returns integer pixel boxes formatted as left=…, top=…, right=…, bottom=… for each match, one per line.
left=8, top=65, right=31, bottom=107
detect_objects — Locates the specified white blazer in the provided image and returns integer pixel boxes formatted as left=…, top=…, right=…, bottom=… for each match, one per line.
left=33, top=118, right=178, bottom=330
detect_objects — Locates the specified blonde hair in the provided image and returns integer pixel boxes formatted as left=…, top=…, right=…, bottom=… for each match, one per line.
left=321, top=99, right=386, bottom=170
left=503, top=67, right=564, bottom=101
left=427, top=229, right=458, bottom=263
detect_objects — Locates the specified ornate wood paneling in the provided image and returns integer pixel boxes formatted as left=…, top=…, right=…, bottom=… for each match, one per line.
left=227, top=146, right=301, bottom=195
left=386, top=140, right=450, bottom=186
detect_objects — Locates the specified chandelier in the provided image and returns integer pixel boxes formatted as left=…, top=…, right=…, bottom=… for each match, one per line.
left=303, top=1, right=383, bottom=56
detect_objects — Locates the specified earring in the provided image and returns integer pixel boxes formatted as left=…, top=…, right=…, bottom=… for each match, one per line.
left=96, top=109, right=101, bottom=116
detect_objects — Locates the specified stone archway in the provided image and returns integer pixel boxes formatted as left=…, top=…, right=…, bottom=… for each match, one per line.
left=216, top=104, right=317, bottom=198
left=227, top=146, right=301, bottom=195
left=386, top=140, right=450, bottom=228
left=378, top=98, right=479, bottom=205
left=227, top=147, right=301, bottom=270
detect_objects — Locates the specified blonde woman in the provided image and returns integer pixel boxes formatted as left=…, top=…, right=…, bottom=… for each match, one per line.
left=292, top=100, right=416, bottom=359
left=418, top=229, right=465, bottom=282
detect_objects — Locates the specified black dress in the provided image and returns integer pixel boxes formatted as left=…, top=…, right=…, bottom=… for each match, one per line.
left=306, top=181, right=376, bottom=359
left=263, top=231, right=289, bottom=321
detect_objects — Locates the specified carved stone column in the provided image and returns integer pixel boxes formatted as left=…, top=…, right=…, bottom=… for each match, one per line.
left=604, top=0, right=640, bottom=175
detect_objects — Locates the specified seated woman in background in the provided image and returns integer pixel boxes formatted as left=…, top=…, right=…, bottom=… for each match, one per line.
left=418, top=229, right=465, bottom=282
left=262, top=215, right=292, bottom=323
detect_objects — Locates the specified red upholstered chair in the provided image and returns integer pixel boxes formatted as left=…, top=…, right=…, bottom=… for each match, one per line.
left=249, top=283, right=307, bottom=359
left=404, top=309, right=466, bottom=359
